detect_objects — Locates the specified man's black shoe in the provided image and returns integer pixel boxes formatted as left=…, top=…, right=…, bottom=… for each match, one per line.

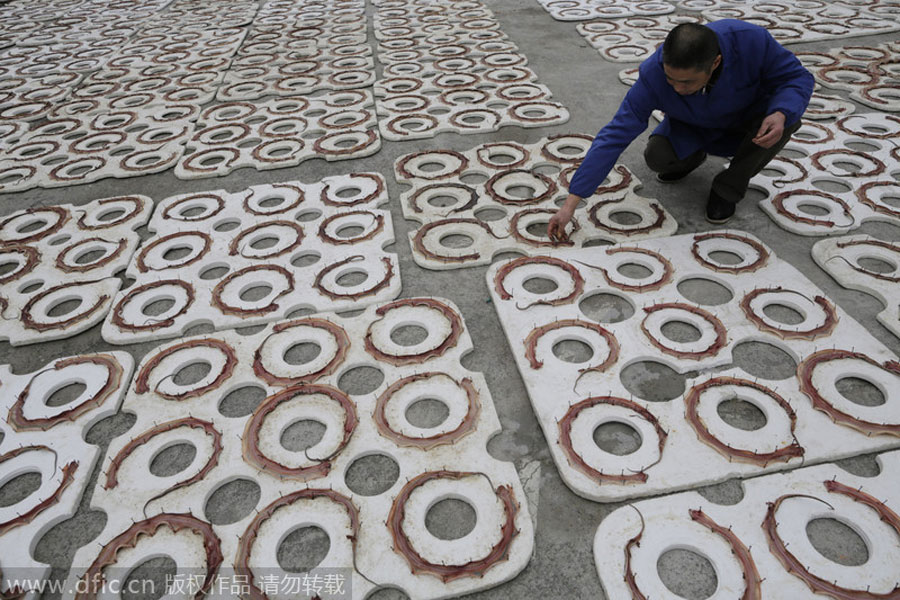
left=656, top=153, right=707, bottom=183
left=706, top=190, right=735, bottom=224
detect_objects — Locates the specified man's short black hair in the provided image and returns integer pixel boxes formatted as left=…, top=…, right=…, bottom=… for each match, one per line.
left=662, top=23, right=721, bottom=72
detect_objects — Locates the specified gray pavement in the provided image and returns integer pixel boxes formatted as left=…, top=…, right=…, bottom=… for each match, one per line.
left=1, top=1, right=899, bottom=598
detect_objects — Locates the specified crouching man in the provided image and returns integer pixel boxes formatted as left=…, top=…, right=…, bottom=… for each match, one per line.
left=549, top=20, right=814, bottom=237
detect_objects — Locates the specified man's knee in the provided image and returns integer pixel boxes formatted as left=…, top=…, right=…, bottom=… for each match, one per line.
left=644, top=135, right=678, bottom=172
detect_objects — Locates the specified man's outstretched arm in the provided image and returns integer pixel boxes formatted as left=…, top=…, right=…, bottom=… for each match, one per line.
left=548, top=80, right=656, bottom=241
left=548, top=192, right=584, bottom=242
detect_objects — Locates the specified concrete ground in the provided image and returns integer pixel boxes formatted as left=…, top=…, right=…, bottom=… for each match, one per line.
left=1, top=1, right=899, bottom=598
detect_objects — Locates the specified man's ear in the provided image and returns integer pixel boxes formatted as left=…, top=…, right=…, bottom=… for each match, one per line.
left=709, top=54, right=722, bottom=73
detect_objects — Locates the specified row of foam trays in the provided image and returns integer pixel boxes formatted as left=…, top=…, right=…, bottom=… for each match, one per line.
left=2, top=296, right=534, bottom=600
left=0, top=172, right=400, bottom=346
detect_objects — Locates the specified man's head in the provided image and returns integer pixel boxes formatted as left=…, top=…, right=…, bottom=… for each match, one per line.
left=662, top=23, right=722, bottom=95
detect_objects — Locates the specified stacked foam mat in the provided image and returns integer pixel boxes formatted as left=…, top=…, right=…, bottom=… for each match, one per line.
left=174, top=90, right=381, bottom=179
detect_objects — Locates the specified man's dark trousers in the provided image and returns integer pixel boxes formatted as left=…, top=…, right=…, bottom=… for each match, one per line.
left=643, top=114, right=802, bottom=203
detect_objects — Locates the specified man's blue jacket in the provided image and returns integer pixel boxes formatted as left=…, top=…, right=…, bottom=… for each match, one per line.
left=568, top=20, right=815, bottom=199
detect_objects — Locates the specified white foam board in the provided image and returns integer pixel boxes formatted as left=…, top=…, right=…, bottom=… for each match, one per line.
left=101, top=173, right=401, bottom=345
left=595, top=449, right=900, bottom=599
left=0, top=351, right=134, bottom=598
left=0, top=195, right=151, bottom=345
left=756, top=115, right=900, bottom=235
left=813, top=234, right=900, bottom=340
left=487, top=231, right=900, bottom=501
left=395, top=134, right=677, bottom=270
left=70, top=297, right=534, bottom=600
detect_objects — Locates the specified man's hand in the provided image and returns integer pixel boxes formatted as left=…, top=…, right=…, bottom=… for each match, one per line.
left=752, top=111, right=786, bottom=148
left=547, top=194, right=582, bottom=242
